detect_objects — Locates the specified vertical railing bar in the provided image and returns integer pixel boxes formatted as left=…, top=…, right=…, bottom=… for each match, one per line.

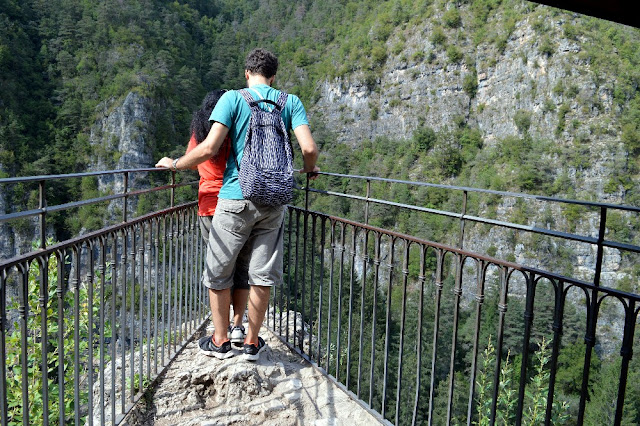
left=191, top=208, right=197, bottom=331
left=316, top=217, right=326, bottom=366
left=188, top=210, right=194, bottom=336
left=325, top=221, right=336, bottom=374
left=170, top=172, right=176, bottom=208
left=178, top=211, right=185, bottom=346
left=593, top=206, right=607, bottom=288
left=122, top=172, right=129, bottom=223
left=395, top=240, right=410, bottom=426
left=161, top=216, right=168, bottom=367
left=412, top=246, right=427, bottom=426
left=39, top=180, right=46, bottom=249
left=138, top=225, right=145, bottom=395
left=38, top=255, right=50, bottom=426
left=194, top=213, right=201, bottom=327
left=293, top=210, right=301, bottom=348
left=335, top=224, right=347, bottom=381
left=302, top=179, right=311, bottom=354
left=515, top=272, right=536, bottom=425
left=446, top=254, right=464, bottom=426
left=282, top=210, right=293, bottom=337
left=167, top=213, right=174, bottom=359
left=466, top=260, right=487, bottom=426
left=72, top=246, right=81, bottom=425
left=270, top=213, right=278, bottom=331
left=301, top=206, right=309, bottom=355
left=577, top=206, right=607, bottom=423
left=0, top=268, right=7, bottom=426
left=381, top=236, right=395, bottom=419
left=357, top=228, right=370, bottom=399
left=87, top=243, right=95, bottom=426
left=200, top=212, right=206, bottom=323
left=286, top=210, right=293, bottom=343
left=146, top=222, right=152, bottom=383
left=120, top=229, right=127, bottom=414
left=129, top=228, right=137, bottom=403
left=545, top=280, right=565, bottom=425
left=152, top=218, right=159, bottom=375
left=183, top=212, right=189, bottom=338
left=18, top=262, right=29, bottom=426
left=613, top=301, right=636, bottom=426
left=308, top=214, right=317, bottom=359
left=176, top=214, right=183, bottom=348
left=428, top=250, right=445, bottom=425
left=110, top=235, right=117, bottom=425
left=173, top=213, right=180, bottom=354
left=369, top=233, right=382, bottom=409
left=490, top=267, right=509, bottom=424
left=98, top=237, right=107, bottom=426
left=57, top=251, right=66, bottom=426
left=459, top=190, right=467, bottom=250
left=346, top=226, right=357, bottom=391
left=365, top=179, right=371, bottom=225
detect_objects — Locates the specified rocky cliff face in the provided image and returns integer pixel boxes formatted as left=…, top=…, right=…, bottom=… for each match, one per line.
left=310, top=11, right=637, bottom=354
left=89, top=92, right=156, bottom=219
left=314, top=15, right=626, bottom=202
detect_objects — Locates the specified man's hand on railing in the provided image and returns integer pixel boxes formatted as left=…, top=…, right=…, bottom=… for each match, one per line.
left=156, top=157, right=175, bottom=170
left=300, top=165, right=320, bottom=180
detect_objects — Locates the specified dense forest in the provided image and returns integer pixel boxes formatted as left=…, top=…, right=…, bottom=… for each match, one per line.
left=2, top=0, right=640, bottom=424
left=1, top=0, right=639, bottom=237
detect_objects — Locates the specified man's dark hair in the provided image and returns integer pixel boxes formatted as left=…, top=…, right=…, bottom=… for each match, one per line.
left=190, top=89, right=227, bottom=144
left=245, top=48, right=279, bottom=78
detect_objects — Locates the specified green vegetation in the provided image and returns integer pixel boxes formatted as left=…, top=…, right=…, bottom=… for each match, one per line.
left=2, top=0, right=640, bottom=424
left=5, top=240, right=112, bottom=424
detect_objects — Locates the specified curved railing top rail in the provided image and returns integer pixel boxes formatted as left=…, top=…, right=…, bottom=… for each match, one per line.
left=0, top=167, right=168, bottom=184
left=301, top=171, right=640, bottom=291
left=0, top=168, right=198, bottom=250
left=313, top=171, right=640, bottom=213
left=289, top=205, right=640, bottom=304
left=0, top=201, right=196, bottom=271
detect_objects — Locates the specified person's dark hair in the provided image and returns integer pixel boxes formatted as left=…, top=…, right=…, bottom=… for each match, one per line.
left=190, top=89, right=226, bottom=144
left=244, top=48, right=278, bottom=79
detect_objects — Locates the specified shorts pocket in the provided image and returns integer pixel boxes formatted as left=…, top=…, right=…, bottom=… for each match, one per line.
left=217, top=199, right=248, bottom=214
left=215, top=200, right=248, bottom=233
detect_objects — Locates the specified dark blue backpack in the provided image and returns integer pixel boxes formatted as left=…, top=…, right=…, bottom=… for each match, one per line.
left=234, top=89, right=294, bottom=206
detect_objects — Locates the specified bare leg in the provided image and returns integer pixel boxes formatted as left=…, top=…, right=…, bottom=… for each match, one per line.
left=208, top=287, right=231, bottom=344
left=245, top=285, right=270, bottom=344
left=231, top=288, right=250, bottom=327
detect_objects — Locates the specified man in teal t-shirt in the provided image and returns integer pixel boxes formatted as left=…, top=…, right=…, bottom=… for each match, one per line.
left=155, top=48, right=319, bottom=360
left=210, top=82, right=310, bottom=200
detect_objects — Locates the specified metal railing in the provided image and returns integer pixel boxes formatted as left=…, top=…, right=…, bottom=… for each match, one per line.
left=2, top=169, right=639, bottom=425
left=0, top=169, right=207, bottom=425
left=269, top=172, right=640, bottom=426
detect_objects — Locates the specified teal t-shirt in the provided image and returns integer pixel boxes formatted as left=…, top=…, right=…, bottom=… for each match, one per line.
left=209, top=84, right=310, bottom=199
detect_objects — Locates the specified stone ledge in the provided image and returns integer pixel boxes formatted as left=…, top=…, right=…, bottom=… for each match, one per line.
left=123, top=325, right=384, bottom=426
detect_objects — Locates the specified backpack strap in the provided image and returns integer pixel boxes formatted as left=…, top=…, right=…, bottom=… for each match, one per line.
left=231, top=89, right=291, bottom=170
left=239, top=88, right=282, bottom=111
left=275, top=91, right=288, bottom=110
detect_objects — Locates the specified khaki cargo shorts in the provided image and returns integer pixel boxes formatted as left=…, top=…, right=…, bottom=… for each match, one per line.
left=202, top=199, right=285, bottom=290
left=199, top=215, right=250, bottom=290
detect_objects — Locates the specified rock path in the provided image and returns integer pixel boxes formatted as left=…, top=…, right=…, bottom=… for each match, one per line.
left=124, top=325, right=383, bottom=426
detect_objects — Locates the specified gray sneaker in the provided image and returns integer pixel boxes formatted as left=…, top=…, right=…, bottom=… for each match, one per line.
left=243, top=336, right=266, bottom=361
left=198, top=335, right=235, bottom=359
left=229, top=325, right=246, bottom=347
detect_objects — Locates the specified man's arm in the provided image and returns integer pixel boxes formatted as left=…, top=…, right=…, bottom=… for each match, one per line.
left=155, top=122, right=230, bottom=170
left=293, top=124, right=320, bottom=179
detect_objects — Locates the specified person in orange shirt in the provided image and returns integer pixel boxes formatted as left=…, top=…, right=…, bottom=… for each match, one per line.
left=186, top=89, right=249, bottom=347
